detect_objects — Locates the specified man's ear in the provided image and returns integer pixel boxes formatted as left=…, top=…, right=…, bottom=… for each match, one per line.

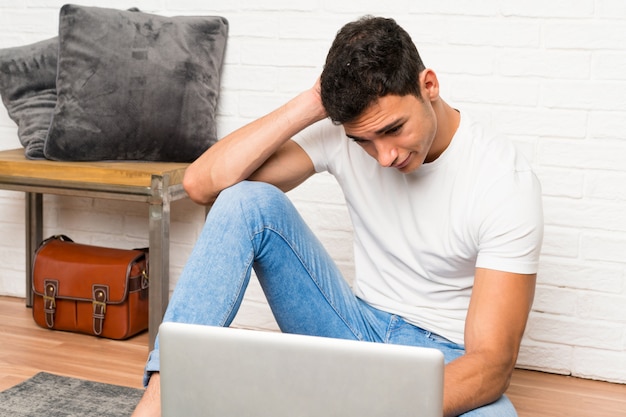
left=419, top=69, right=439, bottom=101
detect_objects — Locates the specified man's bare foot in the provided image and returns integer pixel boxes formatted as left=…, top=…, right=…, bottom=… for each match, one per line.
left=131, top=373, right=161, bottom=417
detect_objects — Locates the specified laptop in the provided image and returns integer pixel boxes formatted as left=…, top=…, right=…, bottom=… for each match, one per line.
left=159, top=322, right=444, bottom=417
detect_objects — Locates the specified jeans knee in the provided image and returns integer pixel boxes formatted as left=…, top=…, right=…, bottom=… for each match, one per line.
left=219, top=181, right=280, bottom=204
left=208, top=181, right=293, bottom=235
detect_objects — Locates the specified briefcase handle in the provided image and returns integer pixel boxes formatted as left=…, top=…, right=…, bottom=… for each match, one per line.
left=39, top=234, right=73, bottom=248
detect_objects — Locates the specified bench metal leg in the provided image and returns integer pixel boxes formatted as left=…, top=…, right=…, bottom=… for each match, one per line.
left=24, top=192, right=42, bottom=307
left=148, top=175, right=171, bottom=350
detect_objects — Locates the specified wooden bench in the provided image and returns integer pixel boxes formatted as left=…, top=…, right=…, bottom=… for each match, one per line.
left=0, top=148, right=191, bottom=349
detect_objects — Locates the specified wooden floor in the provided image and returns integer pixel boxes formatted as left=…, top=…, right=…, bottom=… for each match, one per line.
left=1, top=295, right=625, bottom=416
left=0, top=295, right=148, bottom=391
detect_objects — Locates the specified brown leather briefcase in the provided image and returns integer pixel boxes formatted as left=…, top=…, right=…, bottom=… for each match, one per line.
left=32, top=235, right=149, bottom=339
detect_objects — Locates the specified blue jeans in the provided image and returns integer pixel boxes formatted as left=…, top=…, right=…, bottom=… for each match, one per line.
left=144, top=181, right=516, bottom=417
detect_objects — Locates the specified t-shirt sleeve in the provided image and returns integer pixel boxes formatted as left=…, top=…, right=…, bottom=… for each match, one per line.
left=475, top=169, right=544, bottom=275
left=292, top=119, right=344, bottom=174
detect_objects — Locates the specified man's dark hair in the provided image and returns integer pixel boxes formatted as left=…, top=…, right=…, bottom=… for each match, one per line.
left=320, top=16, right=426, bottom=124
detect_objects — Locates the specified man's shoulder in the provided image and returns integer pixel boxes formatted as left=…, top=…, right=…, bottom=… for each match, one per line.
left=459, top=113, right=533, bottom=174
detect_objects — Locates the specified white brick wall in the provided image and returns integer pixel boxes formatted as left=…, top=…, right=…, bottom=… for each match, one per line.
left=0, top=1, right=625, bottom=384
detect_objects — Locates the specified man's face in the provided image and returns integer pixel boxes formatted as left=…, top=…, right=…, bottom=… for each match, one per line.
left=342, top=93, right=437, bottom=174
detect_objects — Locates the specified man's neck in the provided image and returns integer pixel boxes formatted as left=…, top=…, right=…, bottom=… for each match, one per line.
left=425, top=99, right=460, bottom=163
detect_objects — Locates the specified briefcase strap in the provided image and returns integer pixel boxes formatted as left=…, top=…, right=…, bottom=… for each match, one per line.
left=43, top=280, right=58, bottom=328
left=92, top=285, right=108, bottom=336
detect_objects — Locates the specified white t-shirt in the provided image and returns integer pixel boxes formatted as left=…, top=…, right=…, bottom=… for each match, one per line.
left=293, top=113, right=543, bottom=345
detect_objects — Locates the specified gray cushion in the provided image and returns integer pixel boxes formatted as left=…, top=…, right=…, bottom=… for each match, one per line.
left=44, top=4, right=228, bottom=162
left=0, top=38, right=58, bottom=160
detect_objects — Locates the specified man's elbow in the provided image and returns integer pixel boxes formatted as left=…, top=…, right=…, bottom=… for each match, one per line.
left=183, top=169, right=215, bottom=206
left=495, top=351, right=518, bottom=394
left=476, top=348, right=518, bottom=399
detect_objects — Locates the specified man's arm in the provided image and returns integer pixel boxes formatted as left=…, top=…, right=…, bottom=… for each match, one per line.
left=443, top=268, right=536, bottom=417
left=183, top=80, right=326, bottom=205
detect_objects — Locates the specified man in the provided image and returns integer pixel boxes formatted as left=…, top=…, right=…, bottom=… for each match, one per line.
left=132, top=16, right=543, bottom=417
